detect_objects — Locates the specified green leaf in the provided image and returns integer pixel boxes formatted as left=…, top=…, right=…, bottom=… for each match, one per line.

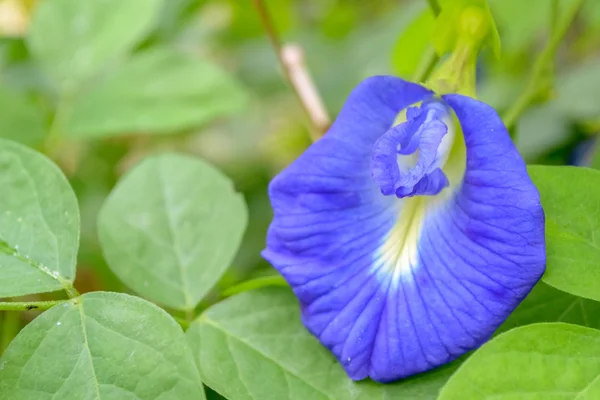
left=0, top=88, right=45, bottom=147
left=187, top=287, right=458, bottom=400
left=529, top=165, right=600, bottom=302
left=438, top=323, right=600, bottom=399
left=0, top=139, right=79, bottom=297
left=499, top=282, right=600, bottom=334
left=0, top=291, right=205, bottom=400
left=66, top=49, right=247, bottom=139
left=391, top=8, right=435, bottom=78
left=27, top=0, right=162, bottom=95
left=98, top=153, right=247, bottom=311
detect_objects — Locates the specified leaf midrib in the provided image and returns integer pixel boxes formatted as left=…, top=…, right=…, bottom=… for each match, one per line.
left=548, top=218, right=600, bottom=252
left=77, top=302, right=102, bottom=400
left=200, top=315, right=335, bottom=400
left=574, top=373, right=600, bottom=399
left=0, top=236, right=68, bottom=286
left=156, top=160, right=193, bottom=311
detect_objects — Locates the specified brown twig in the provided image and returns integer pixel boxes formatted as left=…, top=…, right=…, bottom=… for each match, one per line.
left=251, top=0, right=330, bottom=140
left=281, top=45, right=331, bottom=136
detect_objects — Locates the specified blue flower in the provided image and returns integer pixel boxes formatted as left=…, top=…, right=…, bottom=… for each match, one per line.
left=262, top=76, right=545, bottom=383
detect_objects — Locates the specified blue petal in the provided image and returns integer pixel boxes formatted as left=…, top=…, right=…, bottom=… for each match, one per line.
left=368, top=95, right=546, bottom=381
left=264, top=75, right=432, bottom=298
left=371, top=101, right=452, bottom=198
left=263, top=79, right=545, bottom=383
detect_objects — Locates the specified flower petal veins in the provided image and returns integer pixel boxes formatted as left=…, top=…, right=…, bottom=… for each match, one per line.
left=262, top=76, right=545, bottom=382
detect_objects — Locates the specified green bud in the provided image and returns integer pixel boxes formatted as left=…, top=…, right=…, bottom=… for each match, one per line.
left=432, top=0, right=500, bottom=58
left=425, top=1, right=502, bottom=98
left=458, top=6, right=488, bottom=45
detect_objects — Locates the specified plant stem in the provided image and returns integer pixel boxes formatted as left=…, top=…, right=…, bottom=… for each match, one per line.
left=221, top=275, right=288, bottom=298
left=251, top=0, right=330, bottom=140
left=185, top=308, right=195, bottom=323
left=0, top=311, right=19, bottom=353
left=0, top=300, right=67, bottom=312
left=63, top=284, right=80, bottom=299
left=503, top=0, right=583, bottom=131
left=175, top=315, right=191, bottom=330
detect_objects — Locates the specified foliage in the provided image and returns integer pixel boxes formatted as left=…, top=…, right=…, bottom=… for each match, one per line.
left=0, top=0, right=599, bottom=399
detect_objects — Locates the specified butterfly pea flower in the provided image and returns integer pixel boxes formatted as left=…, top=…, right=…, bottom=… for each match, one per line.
left=262, top=76, right=545, bottom=383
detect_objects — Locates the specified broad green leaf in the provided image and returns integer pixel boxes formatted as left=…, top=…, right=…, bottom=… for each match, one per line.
left=66, top=49, right=247, bottom=138
left=0, top=88, right=45, bottom=147
left=27, top=0, right=162, bottom=94
left=0, top=139, right=79, bottom=297
left=148, top=0, right=204, bottom=42
left=438, top=323, right=600, bottom=399
left=0, top=292, right=205, bottom=400
left=499, top=282, right=600, bottom=333
left=98, top=153, right=247, bottom=311
left=187, top=288, right=459, bottom=400
left=529, top=165, right=600, bottom=302
left=556, top=58, right=600, bottom=119
left=391, top=8, right=435, bottom=78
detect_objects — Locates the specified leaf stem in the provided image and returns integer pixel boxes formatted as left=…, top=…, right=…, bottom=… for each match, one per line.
left=502, top=0, right=583, bottom=132
left=0, top=300, right=67, bottom=312
left=0, top=311, right=19, bottom=353
left=251, top=0, right=330, bottom=140
left=174, top=316, right=191, bottom=330
left=221, top=275, right=288, bottom=298
left=185, top=308, right=195, bottom=323
left=64, top=284, right=80, bottom=299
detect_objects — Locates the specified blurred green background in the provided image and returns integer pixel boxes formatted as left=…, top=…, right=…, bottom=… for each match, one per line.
left=0, top=0, right=599, bottom=374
